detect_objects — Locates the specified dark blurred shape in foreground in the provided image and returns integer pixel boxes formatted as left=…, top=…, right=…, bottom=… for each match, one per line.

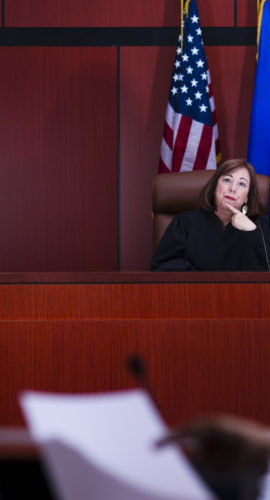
left=157, top=415, right=270, bottom=500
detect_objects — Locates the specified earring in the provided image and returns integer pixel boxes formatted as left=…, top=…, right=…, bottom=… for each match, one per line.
left=242, top=203, right=248, bottom=215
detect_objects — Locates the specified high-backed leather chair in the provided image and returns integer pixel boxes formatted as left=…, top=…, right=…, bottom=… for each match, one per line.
left=152, top=170, right=270, bottom=249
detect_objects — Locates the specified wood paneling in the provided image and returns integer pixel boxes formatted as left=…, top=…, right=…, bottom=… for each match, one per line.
left=198, top=0, right=234, bottom=27
left=0, top=320, right=122, bottom=425
left=237, top=0, right=257, bottom=27
left=1, top=316, right=270, bottom=425
left=0, top=47, right=117, bottom=271
left=120, top=47, right=175, bottom=271
left=5, top=0, right=233, bottom=27
left=1, top=276, right=270, bottom=425
left=0, top=280, right=270, bottom=320
left=0, top=270, right=269, bottom=284
left=206, top=45, right=256, bottom=161
left=5, top=0, right=179, bottom=27
left=122, top=319, right=270, bottom=425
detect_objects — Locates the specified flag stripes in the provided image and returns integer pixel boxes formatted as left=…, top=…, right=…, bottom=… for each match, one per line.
left=159, top=0, right=220, bottom=173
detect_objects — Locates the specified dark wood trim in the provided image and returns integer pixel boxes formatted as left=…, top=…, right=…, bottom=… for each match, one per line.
left=0, top=271, right=269, bottom=284
left=0, top=26, right=256, bottom=47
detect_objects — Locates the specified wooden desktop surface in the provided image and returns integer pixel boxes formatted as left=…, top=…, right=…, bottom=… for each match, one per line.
left=0, top=272, right=269, bottom=427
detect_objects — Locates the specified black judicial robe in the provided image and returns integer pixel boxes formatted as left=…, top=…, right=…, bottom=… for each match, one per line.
left=150, top=208, right=270, bottom=272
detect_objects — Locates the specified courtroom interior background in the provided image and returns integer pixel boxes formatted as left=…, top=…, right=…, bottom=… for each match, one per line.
left=0, top=0, right=257, bottom=271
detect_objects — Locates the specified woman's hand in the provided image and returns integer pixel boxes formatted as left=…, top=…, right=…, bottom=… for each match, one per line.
left=225, top=203, right=257, bottom=231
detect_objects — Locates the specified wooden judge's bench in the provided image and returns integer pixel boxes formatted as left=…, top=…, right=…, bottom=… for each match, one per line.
left=1, top=271, right=270, bottom=427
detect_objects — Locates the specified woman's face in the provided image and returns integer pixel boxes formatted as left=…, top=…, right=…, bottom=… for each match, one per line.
left=215, top=167, right=250, bottom=212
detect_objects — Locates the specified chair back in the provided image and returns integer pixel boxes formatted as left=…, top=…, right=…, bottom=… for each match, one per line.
left=152, top=170, right=270, bottom=249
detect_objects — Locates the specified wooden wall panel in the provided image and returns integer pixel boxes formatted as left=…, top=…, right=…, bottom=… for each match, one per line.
left=1, top=277, right=270, bottom=425
left=198, top=0, right=234, bottom=27
left=206, top=45, right=256, bottom=161
left=0, top=321, right=123, bottom=425
left=0, top=280, right=270, bottom=321
left=237, top=0, right=257, bottom=27
left=120, top=46, right=175, bottom=270
left=5, top=0, right=233, bottom=27
left=2, top=317, right=270, bottom=425
left=122, top=320, right=270, bottom=426
left=0, top=47, right=117, bottom=271
left=5, top=0, right=179, bottom=27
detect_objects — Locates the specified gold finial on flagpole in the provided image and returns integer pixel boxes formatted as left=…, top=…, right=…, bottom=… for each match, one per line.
left=257, top=0, right=266, bottom=61
left=180, top=0, right=184, bottom=54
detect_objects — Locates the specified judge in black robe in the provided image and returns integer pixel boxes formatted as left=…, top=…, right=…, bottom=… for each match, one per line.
left=151, top=159, right=270, bottom=272
left=150, top=208, right=270, bottom=271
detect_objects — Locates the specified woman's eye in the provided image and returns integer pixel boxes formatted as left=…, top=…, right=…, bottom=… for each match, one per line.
left=239, top=182, right=247, bottom=188
left=223, top=178, right=230, bottom=183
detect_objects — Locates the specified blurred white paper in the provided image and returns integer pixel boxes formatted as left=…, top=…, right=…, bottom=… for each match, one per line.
left=258, top=462, right=270, bottom=500
left=20, top=389, right=214, bottom=500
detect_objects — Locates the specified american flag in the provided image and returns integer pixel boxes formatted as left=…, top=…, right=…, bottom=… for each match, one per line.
left=159, top=0, right=221, bottom=173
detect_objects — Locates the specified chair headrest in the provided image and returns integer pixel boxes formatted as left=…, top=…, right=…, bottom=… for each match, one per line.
left=152, top=170, right=270, bottom=216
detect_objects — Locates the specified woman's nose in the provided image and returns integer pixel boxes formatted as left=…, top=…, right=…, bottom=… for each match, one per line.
left=229, top=182, right=236, bottom=192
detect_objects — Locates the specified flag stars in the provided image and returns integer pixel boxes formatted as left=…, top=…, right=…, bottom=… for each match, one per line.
left=191, top=79, right=198, bottom=87
left=163, top=6, right=219, bottom=170
left=196, top=59, right=204, bottom=68
left=191, top=47, right=199, bottom=56
left=200, top=104, right=207, bottom=112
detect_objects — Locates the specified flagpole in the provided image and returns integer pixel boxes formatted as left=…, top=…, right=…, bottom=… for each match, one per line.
left=180, top=0, right=184, bottom=53
left=257, top=0, right=266, bottom=60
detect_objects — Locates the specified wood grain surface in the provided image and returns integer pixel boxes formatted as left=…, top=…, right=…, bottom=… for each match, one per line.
left=0, top=275, right=270, bottom=426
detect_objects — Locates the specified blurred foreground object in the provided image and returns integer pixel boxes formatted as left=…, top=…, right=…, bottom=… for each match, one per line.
left=157, top=415, right=270, bottom=500
left=20, top=389, right=214, bottom=500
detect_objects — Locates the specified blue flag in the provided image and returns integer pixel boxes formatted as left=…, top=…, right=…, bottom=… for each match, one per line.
left=247, top=0, right=270, bottom=175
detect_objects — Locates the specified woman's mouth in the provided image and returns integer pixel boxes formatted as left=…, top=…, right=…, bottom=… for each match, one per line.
left=225, top=196, right=236, bottom=201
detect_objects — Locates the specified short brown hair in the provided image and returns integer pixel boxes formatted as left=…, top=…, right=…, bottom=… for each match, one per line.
left=199, top=159, right=262, bottom=217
